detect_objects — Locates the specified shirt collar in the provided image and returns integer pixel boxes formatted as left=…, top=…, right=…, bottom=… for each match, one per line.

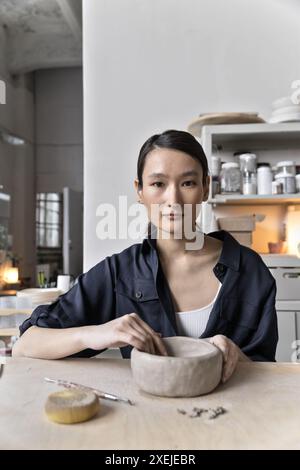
left=208, top=230, right=241, bottom=272
left=142, top=229, right=241, bottom=272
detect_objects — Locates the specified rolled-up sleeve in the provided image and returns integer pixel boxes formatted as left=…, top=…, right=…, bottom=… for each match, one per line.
left=242, top=280, right=278, bottom=362
left=19, top=257, right=116, bottom=357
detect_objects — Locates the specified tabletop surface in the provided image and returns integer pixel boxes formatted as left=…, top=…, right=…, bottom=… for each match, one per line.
left=1, top=357, right=300, bottom=450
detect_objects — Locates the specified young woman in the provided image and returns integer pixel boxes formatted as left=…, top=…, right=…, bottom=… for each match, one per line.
left=13, top=130, right=278, bottom=383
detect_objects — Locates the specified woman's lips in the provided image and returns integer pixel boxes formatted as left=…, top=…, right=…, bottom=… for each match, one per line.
left=162, top=213, right=183, bottom=219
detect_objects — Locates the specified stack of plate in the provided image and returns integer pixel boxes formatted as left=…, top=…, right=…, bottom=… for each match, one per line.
left=269, top=97, right=300, bottom=123
left=188, top=112, right=265, bottom=137
left=16, top=288, right=63, bottom=307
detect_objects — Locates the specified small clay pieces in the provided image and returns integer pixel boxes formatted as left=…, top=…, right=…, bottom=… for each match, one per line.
left=177, top=406, right=227, bottom=419
left=45, top=389, right=100, bottom=424
left=131, top=336, right=222, bottom=397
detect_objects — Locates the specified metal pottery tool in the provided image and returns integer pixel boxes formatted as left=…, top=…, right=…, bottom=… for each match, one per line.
left=44, top=377, right=134, bottom=406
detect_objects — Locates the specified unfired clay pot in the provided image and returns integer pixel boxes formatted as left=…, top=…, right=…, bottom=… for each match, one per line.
left=131, top=336, right=223, bottom=398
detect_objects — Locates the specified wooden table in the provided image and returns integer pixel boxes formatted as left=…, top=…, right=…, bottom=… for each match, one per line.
left=1, top=357, right=300, bottom=450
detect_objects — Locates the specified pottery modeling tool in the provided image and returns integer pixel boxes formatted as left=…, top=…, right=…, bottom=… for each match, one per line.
left=44, top=377, right=134, bottom=405
left=45, top=388, right=100, bottom=424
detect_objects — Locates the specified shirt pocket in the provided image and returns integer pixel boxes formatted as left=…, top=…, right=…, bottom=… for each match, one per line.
left=220, top=296, right=260, bottom=331
left=115, top=277, right=159, bottom=302
left=114, top=277, right=162, bottom=333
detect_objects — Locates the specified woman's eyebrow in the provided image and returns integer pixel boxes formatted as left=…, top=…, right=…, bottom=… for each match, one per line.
left=148, top=172, right=166, bottom=178
left=148, top=170, right=199, bottom=179
left=180, top=170, right=199, bottom=177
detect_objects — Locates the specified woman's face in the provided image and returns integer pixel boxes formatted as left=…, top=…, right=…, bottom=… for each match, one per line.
left=135, top=148, right=210, bottom=238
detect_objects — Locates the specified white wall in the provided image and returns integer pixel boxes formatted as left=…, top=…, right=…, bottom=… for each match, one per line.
left=35, top=68, right=83, bottom=193
left=83, top=0, right=300, bottom=271
left=0, top=25, right=36, bottom=283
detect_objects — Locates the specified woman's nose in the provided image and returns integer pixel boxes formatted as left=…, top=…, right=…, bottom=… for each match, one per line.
left=166, top=185, right=182, bottom=207
left=165, top=184, right=182, bottom=206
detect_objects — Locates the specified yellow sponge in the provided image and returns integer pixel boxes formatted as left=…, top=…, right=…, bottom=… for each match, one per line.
left=45, top=389, right=100, bottom=424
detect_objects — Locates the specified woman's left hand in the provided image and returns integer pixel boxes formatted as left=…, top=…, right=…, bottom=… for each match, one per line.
left=209, top=334, right=243, bottom=383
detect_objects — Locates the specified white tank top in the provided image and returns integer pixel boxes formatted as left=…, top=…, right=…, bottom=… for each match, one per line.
left=175, top=282, right=222, bottom=338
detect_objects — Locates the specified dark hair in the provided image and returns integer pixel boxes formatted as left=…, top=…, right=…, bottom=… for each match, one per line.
left=137, top=129, right=208, bottom=188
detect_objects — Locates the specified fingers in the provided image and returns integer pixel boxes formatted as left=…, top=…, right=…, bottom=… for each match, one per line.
left=115, top=313, right=167, bottom=355
left=118, top=330, right=154, bottom=354
left=128, top=313, right=168, bottom=356
left=127, top=321, right=156, bottom=355
left=209, top=335, right=238, bottom=383
left=222, top=348, right=238, bottom=383
left=209, top=335, right=229, bottom=362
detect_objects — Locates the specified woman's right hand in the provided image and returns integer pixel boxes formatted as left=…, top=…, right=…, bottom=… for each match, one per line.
left=81, top=313, right=168, bottom=356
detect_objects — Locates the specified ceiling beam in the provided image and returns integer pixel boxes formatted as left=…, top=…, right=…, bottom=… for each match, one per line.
left=55, top=0, right=82, bottom=43
left=8, top=31, right=82, bottom=74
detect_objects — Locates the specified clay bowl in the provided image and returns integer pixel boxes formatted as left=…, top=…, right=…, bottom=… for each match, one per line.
left=131, top=336, right=222, bottom=397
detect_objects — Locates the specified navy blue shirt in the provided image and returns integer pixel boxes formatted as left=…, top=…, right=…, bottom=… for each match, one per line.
left=20, top=231, right=278, bottom=361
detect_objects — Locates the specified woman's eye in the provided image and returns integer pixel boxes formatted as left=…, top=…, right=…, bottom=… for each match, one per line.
left=150, top=181, right=197, bottom=188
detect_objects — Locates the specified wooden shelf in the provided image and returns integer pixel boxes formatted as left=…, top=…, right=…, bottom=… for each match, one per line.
left=192, top=122, right=300, bottom=150
left=209, top=194, right=300, bottom=205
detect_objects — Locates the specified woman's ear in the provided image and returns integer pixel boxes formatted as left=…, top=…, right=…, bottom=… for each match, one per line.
left=202, top=175, right=210, bottom=202
left=134, top=178, right=142, bottom=202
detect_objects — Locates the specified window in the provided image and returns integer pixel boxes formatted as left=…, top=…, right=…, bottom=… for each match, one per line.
left=36, top=193, right=62, bottom=248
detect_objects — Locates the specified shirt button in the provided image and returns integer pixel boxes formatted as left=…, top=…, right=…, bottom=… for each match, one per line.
left=215, top=265, right=224, bottom=275
left=135, top=291, right=142, bottom=299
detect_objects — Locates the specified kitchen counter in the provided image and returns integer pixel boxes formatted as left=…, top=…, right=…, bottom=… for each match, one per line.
left=1, top=357, right=300, bottom=450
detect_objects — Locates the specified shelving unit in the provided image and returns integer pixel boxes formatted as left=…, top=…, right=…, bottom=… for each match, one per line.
left=188, top=123, right=300, bottom=238
left=192, top=122, right=300, bottom=150
left=188, top=122, right=300, bottom=362
left=209, top=194, right=300, bottom=206
left=275, top=301, right=300, bottom=362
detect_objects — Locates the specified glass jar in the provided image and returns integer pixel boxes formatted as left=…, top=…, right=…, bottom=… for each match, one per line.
left=276, top=160, right=296, bottom=176
left=239, top=153, right=257, bottom=195
left=241, top=170, right=257, bottom=195
left=296, top=174, right=300, bottom=193
left=211, top=156, right=221, bottom=197
left=275, top=171, right=296, bottom=194
left=239, top=153, right=257, bottom=173
left=220, top=162, right=241, bottom=194
left=272, top=180, right=283, bottom=194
